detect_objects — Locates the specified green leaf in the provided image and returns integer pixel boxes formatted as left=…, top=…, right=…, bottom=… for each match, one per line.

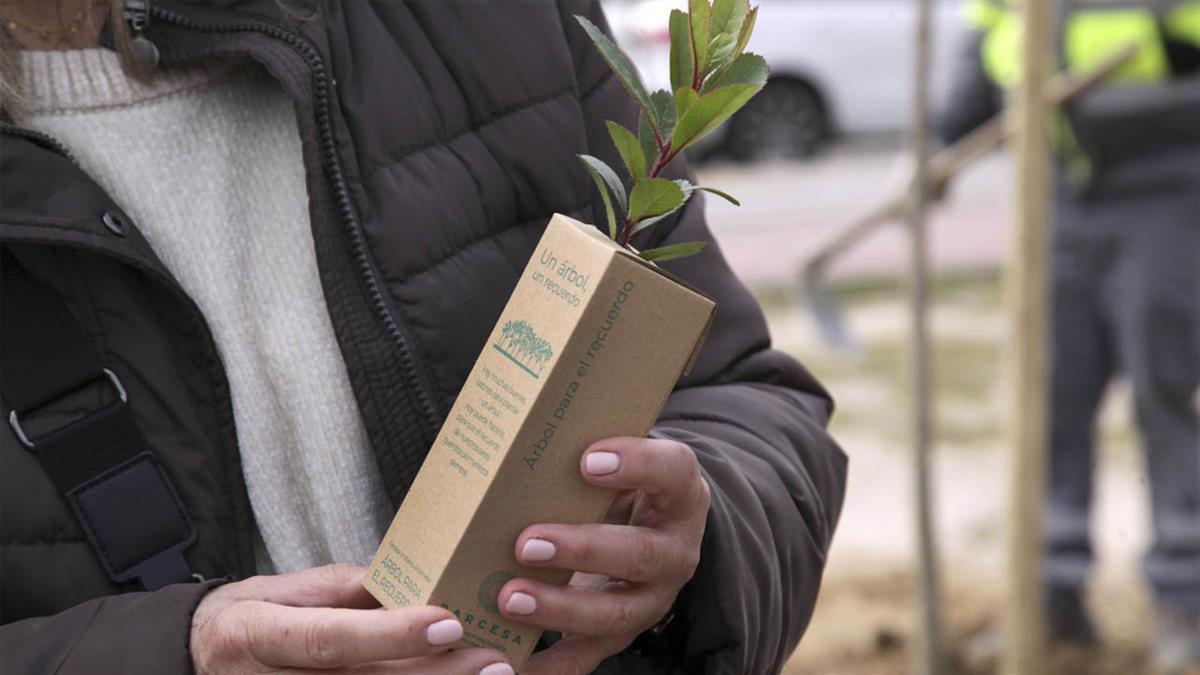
left=638, top=240, right=709, bottom=262
left=707, top=33, right=737, bottom=74
left=628, top=177, right=686, bottom=223
left=668, top=10, right=694, bottom=93
left=633, top=186, right=694, bottom=234
left=688, top=0, right=711, bottom=79
left=606, top=121, right=646, bottom=181
left=578, top=153, right=627, bottom=211
left=709, top=52, right=768, bottom=89
left=638, top=112, right=659, bottom=172
left=671, top=179, right=739, bottom=206
left=694, top=185, right=740, bottom=205
left=674, top=86, right=700, bottom=121
left=670, top=83, right=761, bottom=153
left=578, top=155, right=620, bottom=240
left=632, top=211, right=673, bottom=235
left=733, top=5, right=757, bottom=59
left=679, top=55, right=766, bottom=148
left=575, top=16, right=657, bottom=126
left=580, top=154, right=628, bottom=212
left=707, top=0, right=747, bottom=73
left=650, top=89, right=677, bottom=141
left=706, top=4, right=758, bottom=88
left=710, top=0, right=748, bottom=39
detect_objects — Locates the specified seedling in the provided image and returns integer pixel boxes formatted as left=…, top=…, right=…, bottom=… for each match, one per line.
left=576, top=0, right=766, bottom=262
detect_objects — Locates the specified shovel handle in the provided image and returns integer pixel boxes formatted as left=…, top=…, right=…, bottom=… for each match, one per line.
left=799, top=43, right=1138, bottom=281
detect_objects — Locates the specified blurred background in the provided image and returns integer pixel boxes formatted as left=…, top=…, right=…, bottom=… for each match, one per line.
left=606, top=1, right=1194, bottom=674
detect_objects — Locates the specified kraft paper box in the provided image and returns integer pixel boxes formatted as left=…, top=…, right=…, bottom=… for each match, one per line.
left=363, top=213, right=715, bottom=668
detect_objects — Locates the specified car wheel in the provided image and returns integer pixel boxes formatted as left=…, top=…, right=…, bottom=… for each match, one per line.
left=723, top=78, right=828, bottom=161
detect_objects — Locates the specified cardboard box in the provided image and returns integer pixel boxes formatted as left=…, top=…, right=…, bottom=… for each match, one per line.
left=362, top=213, right=715, bottom=668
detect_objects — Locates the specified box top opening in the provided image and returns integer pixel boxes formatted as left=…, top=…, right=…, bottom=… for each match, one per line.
left=555, top=214, right=713, bottom=301
left=553, top=213, right=716, bottom=375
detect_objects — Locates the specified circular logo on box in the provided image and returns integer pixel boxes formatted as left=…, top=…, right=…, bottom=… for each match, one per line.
left=478, top=570, right=515, bottom=613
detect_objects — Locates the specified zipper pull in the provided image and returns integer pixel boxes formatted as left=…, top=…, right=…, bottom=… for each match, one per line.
left=124, top=0, right=160, bottom=74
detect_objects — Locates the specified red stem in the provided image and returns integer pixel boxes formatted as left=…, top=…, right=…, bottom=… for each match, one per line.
left=618, top=140, right=681, bottom=248
left=649, top=122, right=665, bottom=151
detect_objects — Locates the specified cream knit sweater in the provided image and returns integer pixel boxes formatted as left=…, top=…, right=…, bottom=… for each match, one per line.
left=17, top=49, right=393, bottom=574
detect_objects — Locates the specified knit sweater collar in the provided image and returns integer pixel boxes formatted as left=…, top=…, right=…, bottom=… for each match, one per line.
left=18, top=48, right=234, bottom=116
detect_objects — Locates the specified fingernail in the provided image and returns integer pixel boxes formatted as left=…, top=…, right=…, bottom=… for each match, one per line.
left=585, top=451, right=620, bottom=475
left=426, top=619, right=463, bottom=646
left=521, top=538, right=556, bottom=562
left=480, top=664, right=515, bottom=675
left=505, top=591, right=537, bottom=615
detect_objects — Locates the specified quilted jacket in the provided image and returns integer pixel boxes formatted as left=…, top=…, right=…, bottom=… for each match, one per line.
left=0, top=2, right=847, bottom=673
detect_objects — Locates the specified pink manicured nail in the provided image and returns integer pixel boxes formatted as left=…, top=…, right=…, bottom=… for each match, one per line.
left=585, top=451, right=620, bottom=475
left=505, top=592, right=537, bottom=615
left=521, top=538, right=556, bottom=562
left=480, top=664, right=515, bottom=675
left=426, top=619, right=463, bottom=646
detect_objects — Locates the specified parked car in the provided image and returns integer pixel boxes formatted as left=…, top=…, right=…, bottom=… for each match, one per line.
left=603, top=0, right=968, bottom=161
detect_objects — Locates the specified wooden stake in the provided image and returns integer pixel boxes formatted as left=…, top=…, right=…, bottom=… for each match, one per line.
left=907, top=1, right=942, bottom=674
left=1004, top=0, right=1054, bottom=673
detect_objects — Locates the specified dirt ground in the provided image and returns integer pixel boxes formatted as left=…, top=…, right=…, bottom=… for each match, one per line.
left=750, top=273, right=1188, bottom=675
left=783, top=568, right=1167, bottom=675
left=694, top=151, right=1194, bottom=675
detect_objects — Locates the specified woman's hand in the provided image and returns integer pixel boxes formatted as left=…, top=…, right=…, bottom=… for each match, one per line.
left=501, top=437, right=710, bottom=675
left=191, top=564, right=513, bottom=675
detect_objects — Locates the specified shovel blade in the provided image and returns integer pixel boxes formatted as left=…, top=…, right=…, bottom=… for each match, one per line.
left=799, top=268, right=857, bottom=351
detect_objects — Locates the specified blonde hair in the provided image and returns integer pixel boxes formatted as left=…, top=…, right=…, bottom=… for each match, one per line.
left=0, top=19, right=25, bottom=118
left=0, top=0, right=143, bottom=120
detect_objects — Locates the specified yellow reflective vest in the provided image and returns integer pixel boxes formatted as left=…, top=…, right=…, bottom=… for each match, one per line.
left=966, top=0, right=1200, bottom=87
left=963, top=0, right=1200, bottom=183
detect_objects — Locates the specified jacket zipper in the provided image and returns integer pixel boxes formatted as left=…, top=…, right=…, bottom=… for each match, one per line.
left=147, top=5, right=443, bottom=433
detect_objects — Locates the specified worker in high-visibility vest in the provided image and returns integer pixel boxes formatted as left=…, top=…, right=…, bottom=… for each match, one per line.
left=939, top=1, right=1200, bottom=672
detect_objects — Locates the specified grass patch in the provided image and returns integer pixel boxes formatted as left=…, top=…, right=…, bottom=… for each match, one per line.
left=756, top=267, right=1004, bottom=312
left=753, top=270, right=1138, bottom=452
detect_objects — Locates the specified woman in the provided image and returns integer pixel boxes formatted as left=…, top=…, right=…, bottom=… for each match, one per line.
left=0, top=1, right=847, bottom=673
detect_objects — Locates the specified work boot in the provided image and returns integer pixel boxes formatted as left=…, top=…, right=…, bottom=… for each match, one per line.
left=1153, top=610, right=1200, bottom=675
left=1045, top=586, right=1096, bottom=645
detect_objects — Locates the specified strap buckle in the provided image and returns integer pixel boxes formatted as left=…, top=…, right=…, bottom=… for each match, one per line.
left=8, top=367, right=127, bottom=449
left=69, top=451, right=198, bottom=589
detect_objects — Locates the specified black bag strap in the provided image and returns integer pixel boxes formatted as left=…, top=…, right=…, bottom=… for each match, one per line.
left=1, top=248, right=197, bottom=590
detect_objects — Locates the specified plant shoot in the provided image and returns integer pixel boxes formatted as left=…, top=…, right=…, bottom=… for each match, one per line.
left=576, top=0, right=767, bottom=262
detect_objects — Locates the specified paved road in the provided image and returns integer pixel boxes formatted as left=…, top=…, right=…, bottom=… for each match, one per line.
left=695, top=137, right=1014, bottom=286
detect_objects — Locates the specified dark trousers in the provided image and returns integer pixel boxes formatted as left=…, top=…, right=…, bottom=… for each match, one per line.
left=1043, top=185, right=1200, bottom=613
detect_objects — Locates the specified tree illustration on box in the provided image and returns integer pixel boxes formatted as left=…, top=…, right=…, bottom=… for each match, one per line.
left=499, top=320, right=555, bottom=375
left=576, top=0, right=766, bottom=263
